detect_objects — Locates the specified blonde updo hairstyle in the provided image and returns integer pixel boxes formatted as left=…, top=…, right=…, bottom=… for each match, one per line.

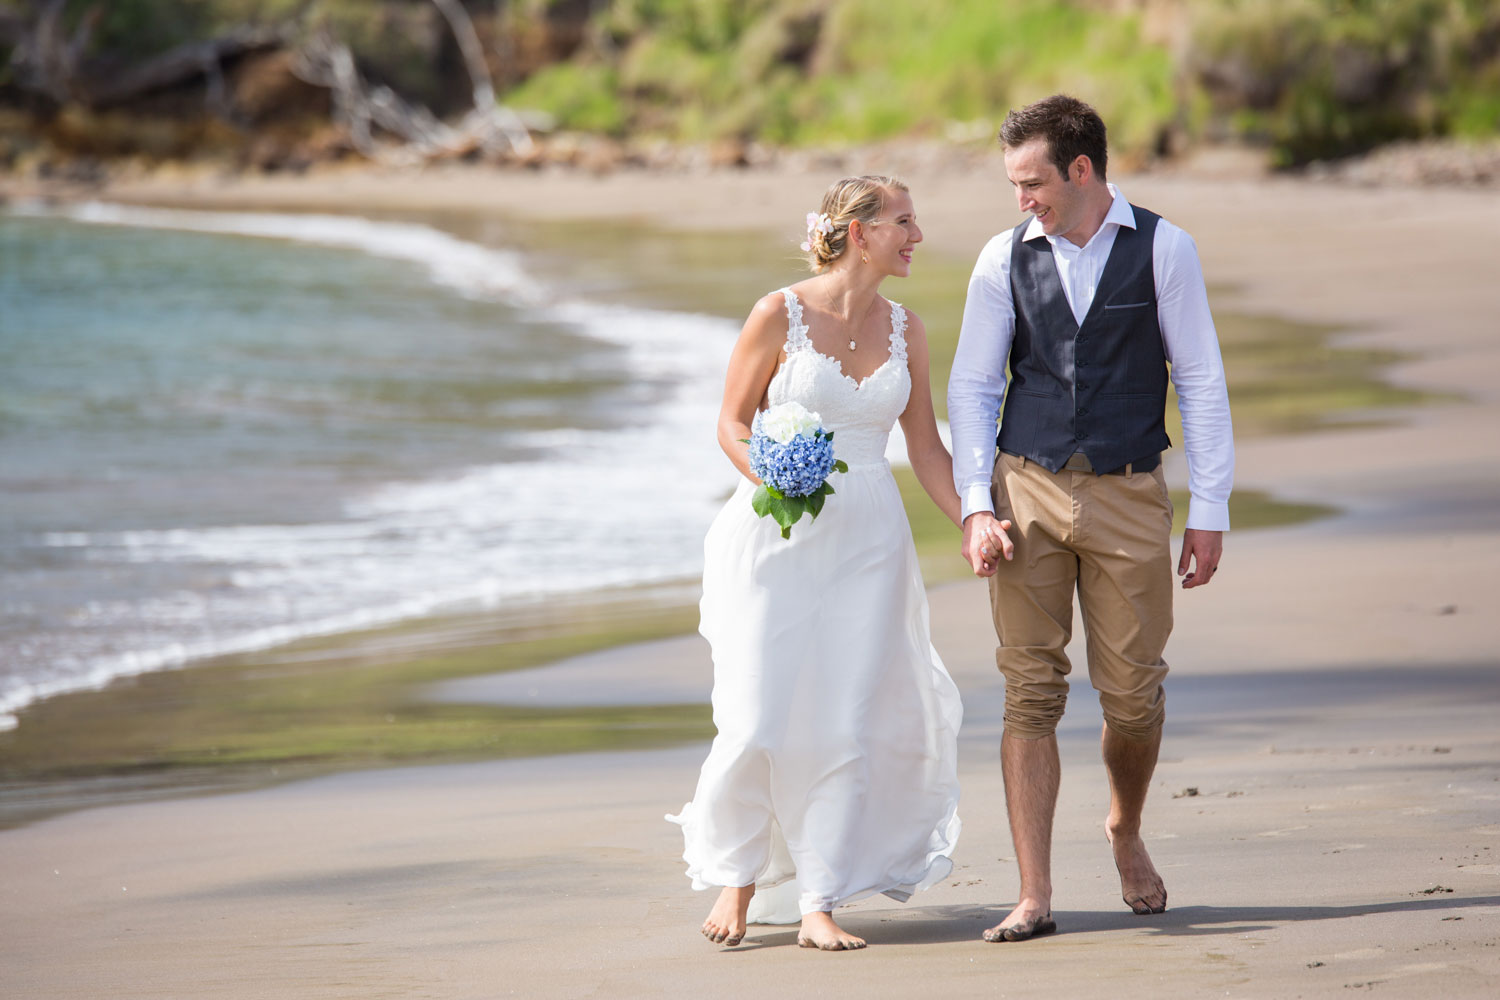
left=803, top=174, right=908, bottom=272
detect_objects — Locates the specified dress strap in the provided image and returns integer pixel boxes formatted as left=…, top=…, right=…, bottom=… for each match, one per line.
left=779, top=288, right=811, bottom=351
left=887, top=300, right=909, bottom=362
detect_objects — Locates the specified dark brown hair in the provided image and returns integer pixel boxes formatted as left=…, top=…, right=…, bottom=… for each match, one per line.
left=998, top=94, right=1108, bottom=182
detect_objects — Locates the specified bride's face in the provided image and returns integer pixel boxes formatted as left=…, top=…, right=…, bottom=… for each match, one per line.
left=859, top=189, right=922, bottom=278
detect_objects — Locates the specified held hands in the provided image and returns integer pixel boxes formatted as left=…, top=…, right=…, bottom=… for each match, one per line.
left=1178, top=528, right=1224, bottom=589
left=961, top=511, right=1014, bottom=578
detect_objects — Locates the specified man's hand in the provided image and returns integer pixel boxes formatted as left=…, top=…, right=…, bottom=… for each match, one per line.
left=962, top=511, right=1015, bottom=578
left=1178, top=528, right=1223, bottom=589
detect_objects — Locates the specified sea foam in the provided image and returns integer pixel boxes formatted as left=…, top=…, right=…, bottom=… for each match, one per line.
left=0, top=202, right=740, bottom=727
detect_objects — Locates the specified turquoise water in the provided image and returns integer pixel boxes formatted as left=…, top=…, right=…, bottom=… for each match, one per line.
left=0, top=204, right=740, bottom=725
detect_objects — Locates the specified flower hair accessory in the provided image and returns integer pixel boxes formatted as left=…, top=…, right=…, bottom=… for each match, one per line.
left=800, top=212, right=835, bottom=252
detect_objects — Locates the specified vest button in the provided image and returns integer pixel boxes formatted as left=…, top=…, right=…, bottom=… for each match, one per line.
left=1078, top=382, right=1089, bottom=390
left=1076, top=407, right=1087, bottom=415
left=1077, top=359, right=1088, bottom=367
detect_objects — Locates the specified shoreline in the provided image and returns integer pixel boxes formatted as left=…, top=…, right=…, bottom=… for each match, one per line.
left=2, top=161, right=1499, bottom=996
left=0, top=161, right=1469, bottom=816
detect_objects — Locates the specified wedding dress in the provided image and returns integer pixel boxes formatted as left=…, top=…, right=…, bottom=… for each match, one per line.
left=668, top=288, right=962, bottom=924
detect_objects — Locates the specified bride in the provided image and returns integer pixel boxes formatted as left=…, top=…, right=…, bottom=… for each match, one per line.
left=668, top=175, right=1013, bottom=950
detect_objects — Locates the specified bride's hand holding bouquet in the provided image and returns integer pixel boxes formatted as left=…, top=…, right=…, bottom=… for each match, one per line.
left=742, top=401, right=847, bottom=539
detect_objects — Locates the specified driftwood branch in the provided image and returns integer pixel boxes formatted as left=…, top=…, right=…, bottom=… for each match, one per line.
left=288, top=0, right=535, bottom=163
left=289, top=30, right=448, bottom=159
left=3, top=0, right=536, bottom=164
left=86, top=26, right=284, bottom=109
left=429, top=0, right=535, bottom=156
left=432, top=0, right=494, bottom=108
left=3, top=0, right=281, bottom=115
left=0, top=9, right=29, bottom=48
left=8, top=0, right=103, bottom=103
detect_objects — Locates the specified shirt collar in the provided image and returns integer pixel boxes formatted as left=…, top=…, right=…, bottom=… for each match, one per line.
left=1022, top=183, right=1134, bottom=248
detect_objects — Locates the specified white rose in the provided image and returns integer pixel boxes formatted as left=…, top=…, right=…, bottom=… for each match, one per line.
left=759, top=402, right=823, bottom=444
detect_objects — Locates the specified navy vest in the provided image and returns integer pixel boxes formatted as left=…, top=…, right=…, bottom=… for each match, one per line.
left=997, top=204, right=1172, bottom=474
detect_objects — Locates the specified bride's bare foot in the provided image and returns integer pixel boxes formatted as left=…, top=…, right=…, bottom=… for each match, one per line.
left=797, top=910, right=866, bottom=951
left=702, top=884, right=755, bottom=946
left=1107, top=823, right=1167, bottom=914
left=981, top=897, right=1056, bottom=942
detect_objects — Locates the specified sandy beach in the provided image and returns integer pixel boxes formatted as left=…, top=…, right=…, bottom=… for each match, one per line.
left=2, top=161, right=1498, bottom=996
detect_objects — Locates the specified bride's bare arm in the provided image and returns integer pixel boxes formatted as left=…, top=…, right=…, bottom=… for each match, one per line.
left=897, top=312, right=963, bottom=528
left=717, top=293, right=790, bottom=483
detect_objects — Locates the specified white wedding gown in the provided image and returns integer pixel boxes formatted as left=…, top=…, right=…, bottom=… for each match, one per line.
left=668, top=288, right=962, bottom=924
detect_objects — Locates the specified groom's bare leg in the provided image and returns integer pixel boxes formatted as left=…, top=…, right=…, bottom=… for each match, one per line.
left=702, top=883, right=755, bottom=945
left=1102, top=722, right=1167, bottom=914
left=983, top=731, right=1060, bottom=942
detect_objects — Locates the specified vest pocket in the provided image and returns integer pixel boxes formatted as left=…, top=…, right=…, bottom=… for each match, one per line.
left=1103, top=300, right=1152, bottom=311
left=1095, top=392, right=1162, bottom=427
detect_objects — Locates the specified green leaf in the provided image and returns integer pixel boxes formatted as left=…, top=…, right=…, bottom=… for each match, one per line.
left=818, top=481, right=836, bottom=496
left=806, top=490, right=826, bottom=517
left=834, top=460, right=849, bottom=473
left=767, top=493, right=806, bottom=535
left=751, top=485, right=772, bottom=517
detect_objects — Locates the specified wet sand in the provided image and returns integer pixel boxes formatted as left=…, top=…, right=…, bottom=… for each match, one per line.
left=2, top=163, right=1498, bottom=995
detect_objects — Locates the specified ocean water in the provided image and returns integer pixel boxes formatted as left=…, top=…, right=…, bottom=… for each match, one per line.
left=0, top=202, right=745, bottom=729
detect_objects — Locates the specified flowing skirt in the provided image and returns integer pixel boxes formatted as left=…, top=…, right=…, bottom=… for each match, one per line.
left=668, top=461, right=962, bottom=923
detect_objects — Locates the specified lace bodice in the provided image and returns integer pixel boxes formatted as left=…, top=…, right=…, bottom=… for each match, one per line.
left=766, top=288, right=911, bottom=467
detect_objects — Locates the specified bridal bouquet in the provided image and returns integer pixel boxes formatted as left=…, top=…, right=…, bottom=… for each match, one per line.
left=744, top=402, right=847, bottom=539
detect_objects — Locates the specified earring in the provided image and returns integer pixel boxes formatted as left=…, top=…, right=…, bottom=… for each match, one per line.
left=861, top=251, right=868, bottom=263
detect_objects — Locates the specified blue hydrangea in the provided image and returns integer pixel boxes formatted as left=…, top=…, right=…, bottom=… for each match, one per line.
left=747, top=416, right=838, bottom=499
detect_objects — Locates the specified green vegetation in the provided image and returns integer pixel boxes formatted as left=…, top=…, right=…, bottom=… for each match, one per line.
left=6, top=1, right=1497, bottom=165
left=64, top=0, right=305, bottom=55
left=499, top=0, right=1500, bottom=163
left=504, top=0, right=1176, bottom=155
left=1190, top=0, right=1500, bottom=165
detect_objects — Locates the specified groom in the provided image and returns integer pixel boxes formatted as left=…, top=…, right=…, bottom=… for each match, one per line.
left=947, top=94, right=1234, bottom=942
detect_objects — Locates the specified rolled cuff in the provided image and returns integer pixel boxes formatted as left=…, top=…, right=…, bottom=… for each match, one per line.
left=1185, top=497, right=1230, bottom=532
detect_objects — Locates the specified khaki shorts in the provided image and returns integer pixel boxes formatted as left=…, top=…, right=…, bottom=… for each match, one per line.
left=987, top=452, right=1174, bottom=742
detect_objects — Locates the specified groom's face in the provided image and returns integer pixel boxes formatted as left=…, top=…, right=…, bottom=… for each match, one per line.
left=1004, top=138, right=1086, bottom=241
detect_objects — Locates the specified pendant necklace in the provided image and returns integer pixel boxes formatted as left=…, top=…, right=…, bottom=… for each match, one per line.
left=825, top=288, right=858, bottom=351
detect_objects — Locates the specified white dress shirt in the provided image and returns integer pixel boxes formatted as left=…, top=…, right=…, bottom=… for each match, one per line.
left=948, top=184, right=1235, bottom=531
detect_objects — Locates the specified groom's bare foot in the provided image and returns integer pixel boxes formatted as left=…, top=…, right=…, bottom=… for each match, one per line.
left=1107, top=823, right=1167, bottom=914
left=981, top=897, right=1056, bottom=942
left=797, top=911, right=866, bottom=951
left=702, top=884, right=755, bottom=946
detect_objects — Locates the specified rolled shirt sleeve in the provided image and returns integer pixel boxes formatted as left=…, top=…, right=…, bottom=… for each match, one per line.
left=1154, top=222, right=1235, bottom=531
left=947, top=231, right=1017, bottom=523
